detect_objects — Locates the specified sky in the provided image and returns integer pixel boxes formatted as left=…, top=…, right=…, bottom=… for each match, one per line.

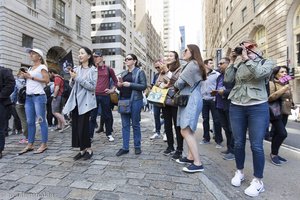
left=173, top=0, right=204, bottom=50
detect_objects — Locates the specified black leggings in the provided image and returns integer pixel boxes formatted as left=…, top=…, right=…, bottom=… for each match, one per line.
left=270, top=114, right=288, bottom=155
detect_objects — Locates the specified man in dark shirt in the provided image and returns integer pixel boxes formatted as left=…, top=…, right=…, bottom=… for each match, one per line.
left=89, top=51, right=118, bottom=142
left=0, top=66, right=16, bottom=158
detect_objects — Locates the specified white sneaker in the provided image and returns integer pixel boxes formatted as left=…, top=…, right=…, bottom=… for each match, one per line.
left=107, top=135, right=114, bottom=142
left=244, top=178, right=265, bottom=197
left=152, top=128, right=156, bottom=133
left=150, top=133, right=161, bottom=140
left=162, top=133, right=167, bottom=142
left=231, top=170, right=245, bottom=187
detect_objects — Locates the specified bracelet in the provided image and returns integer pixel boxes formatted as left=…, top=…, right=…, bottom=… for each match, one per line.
left=31, top=77, right=34, bottom=80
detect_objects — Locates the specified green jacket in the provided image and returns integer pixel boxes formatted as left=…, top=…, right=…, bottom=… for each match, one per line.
left=224, top=58, right=275, bottom=104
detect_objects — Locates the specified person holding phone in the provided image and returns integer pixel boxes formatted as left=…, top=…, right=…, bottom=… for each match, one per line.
left=63, top=47, right=97, bottom=161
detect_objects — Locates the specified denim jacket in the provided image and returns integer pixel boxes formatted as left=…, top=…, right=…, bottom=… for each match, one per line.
left=119, top=67, right=147, bottom=101
left=224, top=57, right=275, bottom=104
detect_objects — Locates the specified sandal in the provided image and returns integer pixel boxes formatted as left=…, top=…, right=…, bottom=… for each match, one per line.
left=17, top=146, right=34, bottom=155
left=33, top=146, right=48, bottom=154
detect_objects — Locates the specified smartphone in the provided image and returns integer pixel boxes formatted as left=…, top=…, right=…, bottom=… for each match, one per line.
left=20, top=68, right=26, bottom=73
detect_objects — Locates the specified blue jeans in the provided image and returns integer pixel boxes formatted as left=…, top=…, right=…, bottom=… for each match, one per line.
left=229, top=102, right=269, bottom=179
left=89, top=95, right=113, bottom=138
left=120, top=99, right=143, bottom=150
left=153, top=105, right=162, bottom=133
left=25, top=95, right=48, bottom=143
left=0, top=102, right=9, bottom=152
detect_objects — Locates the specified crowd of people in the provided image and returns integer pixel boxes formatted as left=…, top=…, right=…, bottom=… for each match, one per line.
left=0, top=39, right=298, bottom=198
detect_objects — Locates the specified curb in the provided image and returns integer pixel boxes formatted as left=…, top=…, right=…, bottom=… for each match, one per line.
left=198, top=173, right=230, bottom=200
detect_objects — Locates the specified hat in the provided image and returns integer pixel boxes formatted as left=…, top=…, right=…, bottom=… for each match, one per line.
left=93, top=50, right=102, bottom=57
left=25, top=48, right=46, bottom=64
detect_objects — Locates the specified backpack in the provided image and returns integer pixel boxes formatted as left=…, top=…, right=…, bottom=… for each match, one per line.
left=44, top=85, right=51, bottom=99
left=18, top=87, right=26, bottom=104
left=62, top=79, right=71, bottom=99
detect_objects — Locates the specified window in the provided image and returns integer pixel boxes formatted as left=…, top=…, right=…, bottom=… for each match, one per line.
left=297, top=34, right=300, bottom=65
left=255, top=26, right=267, bottom=56
left=110, top=60, right=115, bottom=68
left=253, top=0, right=259, bottom=13
left=92, top=11, right=96, bottom=19
left=76, top=0, right=81, bottom=3
left=91, top=24, right=96, bottom=31
left=53, top=0, right=65, bottom=24
left=22, top=34, right=33, bottom=48
left=230, top=22, right=233, bottom=34
left=226, top=28, right=229, bottom=38
left=230, top=0, right=233, bottom=11
left=76, top=15, right=81, bottom=35
left=27, top=0, right=36, bottom=9
left=226, top=6, right=229, bottom=17
left=242, top=7, right=247, bottom=23
left=296, top=7, right=300, bottom=26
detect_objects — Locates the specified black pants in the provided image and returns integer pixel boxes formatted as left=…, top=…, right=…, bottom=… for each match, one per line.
left=46, top=97, right=57, bottom=126
left=0, top=103, right=10, bottom=151
left=11, top=104, right=22, bottom=132
left=202, top=99, right=223, bottom=144
left=271, top=114, right=288, bottom=155
left=217, top=108, right=234, bottom=153
left=72, top=106, right=91, bottom=151
left=162, top=106, right=183, bottom=151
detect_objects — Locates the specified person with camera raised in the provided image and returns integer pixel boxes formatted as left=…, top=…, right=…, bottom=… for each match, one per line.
left=268, top=66, right=295, bottom=166
left=224, top=39, right=275, bottom=197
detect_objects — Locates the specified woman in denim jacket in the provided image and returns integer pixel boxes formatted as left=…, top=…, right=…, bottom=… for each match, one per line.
left=224, top=39, right=275, bottom=197
left=63, top=47, right=97, bottom=161
left=116, top=54, right=147, bottom=156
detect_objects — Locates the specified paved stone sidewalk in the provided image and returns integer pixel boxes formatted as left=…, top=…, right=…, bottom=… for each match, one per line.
left=0, top=111, right=227, bottom=200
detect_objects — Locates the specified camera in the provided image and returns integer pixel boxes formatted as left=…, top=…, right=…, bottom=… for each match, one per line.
left=234, top=46, right=243, bottom=55
left=279, top=75, right=292, bottom=84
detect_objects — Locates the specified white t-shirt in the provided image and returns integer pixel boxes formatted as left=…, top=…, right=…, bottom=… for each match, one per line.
left=26, top=65, right=48, bottom=95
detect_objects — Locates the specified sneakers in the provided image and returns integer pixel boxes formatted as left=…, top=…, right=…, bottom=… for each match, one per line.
left=150, top=133, right=161, bottom=140
left=116, top=149, right=129, bottom=156
left=278, top=155, right=287, bottom=163
left=163, top=147, right=175, bottom=156
left=199, top=139, right=210, bottom=144
left=231, top=170, right=245, bottom=187
left=171, top=150, right=182, bottom=160
left=83, top=151, right=93, bottom=160
left=135, top=148, right=142, bottom=155
left=73, top=152, right=85, bottom=161
left=175, top=157, right=194, bottom=164
left=182, top=164, right=204, bottom=173
left=107, top=135, right=114, bottom=142
left=215, top=143, right=223, bottom=149
left=223, top=153, right=235, bottom=161
left=162, top=133, right=167, bottom=142
left=58, top=125, right=70, bottom=133
left=270, top=154, right=281, bottom=166
left=221, top=150, right=229, bottom=155
left=244, top=178, right=265, bottom=197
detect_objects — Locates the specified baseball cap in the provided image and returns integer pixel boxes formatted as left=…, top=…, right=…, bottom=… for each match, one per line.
left=25, top=48, right=46, bottom=64
left=93, top=50, right=102, bottom=57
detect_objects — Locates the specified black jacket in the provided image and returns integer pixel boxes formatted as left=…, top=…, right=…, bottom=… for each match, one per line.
left=0, top=66, right=15, bottom=106
left=215, top=73, right=234, bottom=111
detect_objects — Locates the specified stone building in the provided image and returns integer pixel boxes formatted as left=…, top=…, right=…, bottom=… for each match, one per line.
left=204, top=0, right=300, bottom=103
left=0, top=0, right=92, bottom=74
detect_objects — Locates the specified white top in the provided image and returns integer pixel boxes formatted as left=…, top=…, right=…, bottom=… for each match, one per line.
left=26, top=65, right=48, bottom=95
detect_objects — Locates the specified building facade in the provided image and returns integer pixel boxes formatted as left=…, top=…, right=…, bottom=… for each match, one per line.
left=205, top=0, right=300, bottom=103
left=0, top=0, right=92, bottom=73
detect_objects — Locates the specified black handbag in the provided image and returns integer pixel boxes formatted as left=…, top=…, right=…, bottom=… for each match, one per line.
left=173, top=93, right=189, bottom=107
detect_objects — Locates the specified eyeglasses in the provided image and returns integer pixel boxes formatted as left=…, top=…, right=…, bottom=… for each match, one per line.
left=125, top=58, right=133, bottom=61
left=155, top=67, right=160, bottom=69
left=240, top=42, right=255, bottom=50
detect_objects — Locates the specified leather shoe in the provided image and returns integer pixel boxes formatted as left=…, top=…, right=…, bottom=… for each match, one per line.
left=73, top=152, right=85, bottom=161
left=135, top=148, right=141, bottom=155
left=116, top=149, right=129, bottom=156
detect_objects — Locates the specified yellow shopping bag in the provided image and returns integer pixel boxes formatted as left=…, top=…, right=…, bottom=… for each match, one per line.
left=147, top=86, right=169, bottom=107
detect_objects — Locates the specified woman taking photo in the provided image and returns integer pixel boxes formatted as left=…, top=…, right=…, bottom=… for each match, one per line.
left=63, top=47, right=97, bottom=160
left=116, top=54, right=147, bottom=156
left=268, top=66, right=294, bottom=165
left=174, top=44, right=206, bottom=173
left=156, top=51, right=183, bottom=160
left=19, top=48, right=49, bottom=155
left=225, top=39, right=274, bottom=197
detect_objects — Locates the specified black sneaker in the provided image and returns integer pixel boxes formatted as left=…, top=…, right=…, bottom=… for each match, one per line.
left=116, top=149, right=129, bottom=156
left=135, top=148, right=142, bottom=155
left=171, top=150, right=182, bottom=160
left=182, top=163, right=204, bottom=173
left=270, top=155, right=281, bottom=166
left=163, top=147, right=175, bottom=156
left=175, top=157, right=194, bottom=164
left=83, top=151, right=93, bottom=160
left=278, top=155, right=287, bottom=163
left=73, top=152, right=85, bottom=161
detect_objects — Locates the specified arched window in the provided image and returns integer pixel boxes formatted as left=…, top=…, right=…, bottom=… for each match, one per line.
left=255, top=26, right=267, bottom=56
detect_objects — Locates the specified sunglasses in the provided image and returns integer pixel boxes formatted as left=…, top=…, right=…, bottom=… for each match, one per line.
left=219, top=62, right=225, bottom=65
left=240, top=42, right=255, bottom=50
left=125, top=58, right=133, bottom=61
left=155, top=67, right=160, bottom=69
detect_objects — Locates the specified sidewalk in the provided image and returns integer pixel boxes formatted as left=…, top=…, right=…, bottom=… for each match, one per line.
left=0, top=110, right=299, bottom=200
